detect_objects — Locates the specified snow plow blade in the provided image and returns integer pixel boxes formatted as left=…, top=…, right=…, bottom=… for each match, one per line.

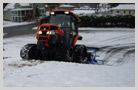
left=87, top=47, right=104, bottom=65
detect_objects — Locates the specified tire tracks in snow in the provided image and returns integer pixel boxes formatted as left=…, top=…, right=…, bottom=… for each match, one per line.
left=97, top=43, right=135, bottom=66
left=94, top=35, right=134, bottom=46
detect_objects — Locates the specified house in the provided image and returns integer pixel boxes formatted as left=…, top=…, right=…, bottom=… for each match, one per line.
left=4, top=3, right=45, bottom=22
left=111, top=4, right=135, bottom=15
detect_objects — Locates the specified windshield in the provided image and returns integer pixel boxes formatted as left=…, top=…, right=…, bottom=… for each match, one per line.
left=49, top=14, right=71, bottom=28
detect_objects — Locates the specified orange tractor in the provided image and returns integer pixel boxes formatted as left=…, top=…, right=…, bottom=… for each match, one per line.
left=20, top=10, right=91, bottom=63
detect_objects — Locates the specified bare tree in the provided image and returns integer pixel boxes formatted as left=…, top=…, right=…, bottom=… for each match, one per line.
left=94, top=3, right=100, bottom=14
left=33, top=3, right=36, bottom=19
left=46, top=3, right=60, bottom=11
left=108, top=3, right=120, bottom=8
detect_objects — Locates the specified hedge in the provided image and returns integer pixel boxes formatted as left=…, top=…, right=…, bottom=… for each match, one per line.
left=79, top=15, right=135, bottom=28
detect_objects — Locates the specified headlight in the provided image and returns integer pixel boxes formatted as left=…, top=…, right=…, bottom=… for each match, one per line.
left=65, top=11, right=69, bottom=14
left=47, top=31, right=51, bottom=34
left=50, top=12, right=55, bottom=15
left=38, top=31, right=42, bottom=34
left=47, top=31, right=55, bottom=35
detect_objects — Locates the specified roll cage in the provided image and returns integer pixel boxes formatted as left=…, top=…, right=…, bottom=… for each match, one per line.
left=48, top=10, right=79, bottom=35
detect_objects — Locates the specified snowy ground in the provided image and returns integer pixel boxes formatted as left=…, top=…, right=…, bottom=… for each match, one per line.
left=3, top=28, right=135, bottom=87
left=3, top=21, right=35, bottom=27
left=32, top=26, right=135, bottom=31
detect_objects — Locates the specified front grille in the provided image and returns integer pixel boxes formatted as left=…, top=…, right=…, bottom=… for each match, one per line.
left=42, top=31, right=47, bottom=35
left=40, top=27, right=49, bottom=30
left=38, top=37, right=48, bottom=40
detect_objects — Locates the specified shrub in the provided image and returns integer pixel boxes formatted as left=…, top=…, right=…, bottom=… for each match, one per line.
left=79, top=15, right=135, bottom=28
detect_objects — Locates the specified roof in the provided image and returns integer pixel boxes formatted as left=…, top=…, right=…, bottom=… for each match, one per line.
left=4, top=3, right=15, bottom=11
left=19, top=3, right=30, bottom=6
left=112, top=4, right=135, bottom=10
left=4, top=3, right=30, bottom=11
left=59, top=5, right=75, bottom=8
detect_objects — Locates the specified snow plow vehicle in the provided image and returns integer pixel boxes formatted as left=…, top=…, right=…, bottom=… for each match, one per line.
left=20, top=9, right=104, bottom=64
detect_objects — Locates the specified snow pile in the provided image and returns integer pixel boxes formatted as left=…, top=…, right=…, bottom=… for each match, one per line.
left=3, top=29, right=135, bottom=87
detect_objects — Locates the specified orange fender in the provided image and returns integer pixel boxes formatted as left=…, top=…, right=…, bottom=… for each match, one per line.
left=73, top=35, right=82, bottom=47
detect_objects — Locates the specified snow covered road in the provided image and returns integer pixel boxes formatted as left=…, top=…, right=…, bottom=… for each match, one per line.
left=3, top=29, right=135, bottom=87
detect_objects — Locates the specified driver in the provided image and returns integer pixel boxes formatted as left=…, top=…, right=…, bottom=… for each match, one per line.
left=62, top=20, right=70, bottom=27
